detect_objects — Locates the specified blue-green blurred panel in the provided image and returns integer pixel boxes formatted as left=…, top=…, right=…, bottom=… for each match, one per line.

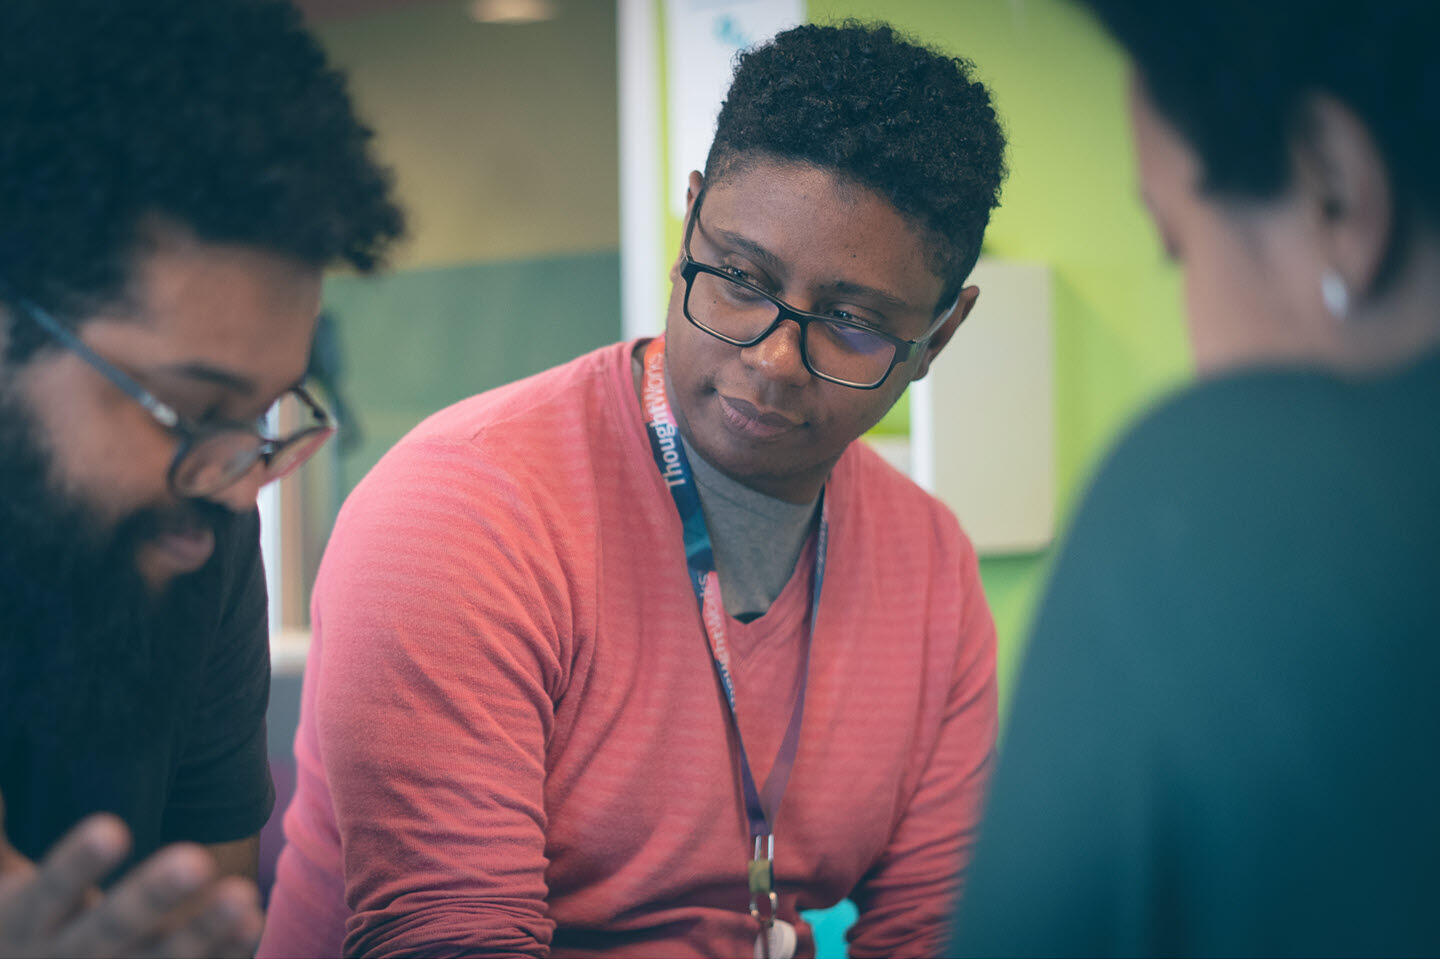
left=321, top=251, right=621, bottom=504
left=804, top=899, right=859, bottom=958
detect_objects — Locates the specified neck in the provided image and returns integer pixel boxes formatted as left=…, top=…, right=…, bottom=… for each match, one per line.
left=1340, top=239, right=1440, bottom=373
left=1275, top=238, right=1440, bottom=377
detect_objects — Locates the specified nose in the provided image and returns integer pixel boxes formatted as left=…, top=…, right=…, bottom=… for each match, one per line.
left=205, top=459, right=269, bottom=512
left=740, top=318, right=811, bottom=388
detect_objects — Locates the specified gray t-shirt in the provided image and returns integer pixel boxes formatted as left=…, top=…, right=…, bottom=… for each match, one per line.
left=681, top=435, right=818, bottom=621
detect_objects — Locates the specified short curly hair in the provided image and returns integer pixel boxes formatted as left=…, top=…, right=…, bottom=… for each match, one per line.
left=0, top=0, right=404, bottom=359
left=706, top=22, right=1007, bottom=303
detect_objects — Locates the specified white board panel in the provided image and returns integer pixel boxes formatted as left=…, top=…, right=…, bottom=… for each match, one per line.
left=915, top=259, right=1055, bottom=554
left=663, top=0, right=803, bottom=217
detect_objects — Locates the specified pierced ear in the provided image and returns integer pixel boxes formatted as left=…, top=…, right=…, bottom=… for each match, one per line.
left=1298, top=95, right=1394, bottom=302
left=913, top=286, right=980, bottom=381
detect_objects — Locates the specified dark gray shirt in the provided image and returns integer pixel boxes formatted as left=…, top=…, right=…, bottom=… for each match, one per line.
left=682, top=435, right=818, bottom=620
left=955, top=346, right=1440, bottom=957
left=0, top=510, right=274, bottom=866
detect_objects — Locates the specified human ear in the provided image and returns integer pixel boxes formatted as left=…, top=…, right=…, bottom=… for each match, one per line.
left=913, top=285, right=979, bottom=380
left=669, top=170, right=707, bottom=283
left=1295, top=95, right=1394, bottom=307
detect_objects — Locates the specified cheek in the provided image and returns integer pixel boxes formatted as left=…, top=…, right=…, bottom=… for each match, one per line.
left=664, top=299, right=727, bottom=387
left=1179, top=218, right=1277, bottom=373
left=24, top=368, right=177, bottom=524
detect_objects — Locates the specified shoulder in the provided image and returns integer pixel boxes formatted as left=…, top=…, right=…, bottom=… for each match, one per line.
left=1030, top=358, right=1437, bottom=696
left=1102, top=363, right=1365, bottom=479
left=340, top=341, right=634, bottom=523
left=314, top=345, right=637, bottom=623
left=405, top=340, right=633, bottom=454
left=833, top=438, right=972, bottom=564
left=828, top=440, right=988, bottom=663
left=207, top=508, right=267, bottom=646
left=1071, top=363, right=1404, bottom=560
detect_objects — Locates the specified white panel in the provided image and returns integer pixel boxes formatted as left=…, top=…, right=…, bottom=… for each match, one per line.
left=257, top=474, right=282, bottom=633
left=619, top=0, right=665, bottom=339
left=257, top=405, right=283, bottom=633
left=916, top=259, right=1054, bottom=554
left=663, top=0, right=803, bottom=218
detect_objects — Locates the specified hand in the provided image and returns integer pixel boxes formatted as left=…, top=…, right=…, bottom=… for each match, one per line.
left=0, top=793, right=263, bottom=958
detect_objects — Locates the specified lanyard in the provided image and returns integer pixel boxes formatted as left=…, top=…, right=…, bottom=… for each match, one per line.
left=640, top=337, right=827, bottom=951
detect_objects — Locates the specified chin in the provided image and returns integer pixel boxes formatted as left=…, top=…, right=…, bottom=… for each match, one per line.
left=136, top=561, right=179, bottom=597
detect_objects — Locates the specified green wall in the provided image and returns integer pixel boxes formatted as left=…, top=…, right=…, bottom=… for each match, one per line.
left=806, top=0, right=1193, bottom=707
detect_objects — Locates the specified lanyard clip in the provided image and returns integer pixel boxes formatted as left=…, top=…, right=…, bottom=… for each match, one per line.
left=748, top=834, right=778, bottom=926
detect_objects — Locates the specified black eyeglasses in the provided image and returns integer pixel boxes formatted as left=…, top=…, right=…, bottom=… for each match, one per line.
left=679, top=188, right=958, bottom=390
left=17, top=297, right=335, bottom=498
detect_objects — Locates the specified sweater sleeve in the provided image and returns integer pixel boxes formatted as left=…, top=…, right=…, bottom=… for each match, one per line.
left=307, top=436, right=577, bottom=958
left=847, top=527, right=999, bottom=958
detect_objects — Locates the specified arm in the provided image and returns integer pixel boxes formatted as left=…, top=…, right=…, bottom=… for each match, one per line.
left=948, top=396, right=1210, bottom=957
left=306, top=439, right=572, bottom=958
left=948, top=534, right=1153, bottom=958
left=205, top=835, right=260, bottom=883
left=846, top=532, right=999, bottom=959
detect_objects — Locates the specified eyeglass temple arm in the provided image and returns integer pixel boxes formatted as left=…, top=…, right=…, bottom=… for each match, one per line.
left=18, top=298, right=181, bottom=429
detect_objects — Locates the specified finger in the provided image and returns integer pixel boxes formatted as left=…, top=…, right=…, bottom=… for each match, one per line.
left=51, top=843, right=213, bottom=958
left=3, top=814, right=129, bottom=943
left=152, top=878, right=262, bottom=960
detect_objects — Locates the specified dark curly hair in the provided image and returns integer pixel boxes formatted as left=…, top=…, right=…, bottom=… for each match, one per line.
left=706, top=22, right=1007, bottom=304
left=0, top=0, right=404, bottom=361
left=1079, top=0, right=1440, bottom=268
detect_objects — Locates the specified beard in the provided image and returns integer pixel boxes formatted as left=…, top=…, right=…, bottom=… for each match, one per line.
left=0, top=383, right=236, bottom=857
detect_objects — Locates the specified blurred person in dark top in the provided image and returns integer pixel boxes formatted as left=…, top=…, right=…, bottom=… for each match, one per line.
left=955, top=0, right=1440, bottom=956
left=0, top=0, right=402, bottom=954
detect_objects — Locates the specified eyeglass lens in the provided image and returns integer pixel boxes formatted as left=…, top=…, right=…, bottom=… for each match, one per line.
left=171, top=390, right=333, bottom=497
left=686, top=271, right=897, bottom=385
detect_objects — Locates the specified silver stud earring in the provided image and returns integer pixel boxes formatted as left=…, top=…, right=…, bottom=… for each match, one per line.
left=1321, top=269, right=1350, bottom=320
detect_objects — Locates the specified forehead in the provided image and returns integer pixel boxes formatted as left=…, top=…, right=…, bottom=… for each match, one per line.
left=88, top=228, right=322, bottom=388
left=700, top=160, right=945, bottom=304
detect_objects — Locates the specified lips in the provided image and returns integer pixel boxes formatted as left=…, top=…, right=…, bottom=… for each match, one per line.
left=148, top=524, right=216, bottom=573
left=717, top=393, right=804, bottom=439
left=133, top=507, right=222, bottom=584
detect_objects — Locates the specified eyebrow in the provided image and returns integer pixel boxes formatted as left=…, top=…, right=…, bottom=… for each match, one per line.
left=704, top=222, right=788, bottom=277
left=702, top=223, right=916, bottom=313
left=145, top=362, right=259, bottom=395
left=819, top=278, right=911, bottom=312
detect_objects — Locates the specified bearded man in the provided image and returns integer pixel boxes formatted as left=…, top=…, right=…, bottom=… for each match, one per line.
left=0, top=1, right=402, bottom=953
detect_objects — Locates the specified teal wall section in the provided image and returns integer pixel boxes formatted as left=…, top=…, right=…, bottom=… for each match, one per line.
left=322, top=251, right=622, bottom=512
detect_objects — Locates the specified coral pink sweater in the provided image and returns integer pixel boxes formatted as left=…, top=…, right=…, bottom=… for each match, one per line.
left=259, top=342, right=997, bottom=958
